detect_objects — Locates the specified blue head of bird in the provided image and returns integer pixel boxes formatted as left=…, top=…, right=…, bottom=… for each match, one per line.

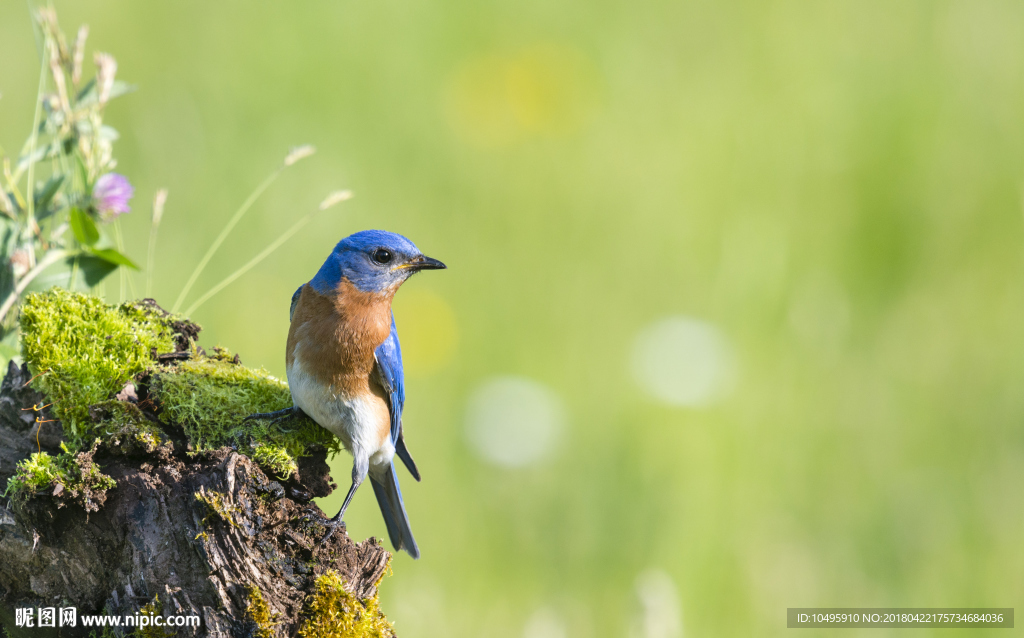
left=310, top=229, right=446, bottom=296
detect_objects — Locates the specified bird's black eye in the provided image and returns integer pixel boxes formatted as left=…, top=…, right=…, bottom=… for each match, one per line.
left=372, top=248, right=393, bottom=265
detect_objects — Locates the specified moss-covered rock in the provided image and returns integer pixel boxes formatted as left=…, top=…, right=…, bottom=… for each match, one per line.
left=12, top=289, right=341, bottom=507
left=252, top=441, right=300, bottom=480
left=245, top=586, right=281, bottom=638
left=3, top=439, right=115, bottom=513
left=88, top=400, right=163, bottom=455
left=149, top=350, right=339, bottom=463
left=0, top=292, right=397, bottom=636
left=298, top=570, right=395, bottom=638
left=20, top=289, right=178, bottom=442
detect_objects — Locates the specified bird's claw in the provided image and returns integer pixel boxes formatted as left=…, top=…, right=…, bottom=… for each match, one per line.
left=322, top=517, right=345, bottom=542
left=243, top=406, right=302, bottom=426
left=301, top=510, right=345, bottom=542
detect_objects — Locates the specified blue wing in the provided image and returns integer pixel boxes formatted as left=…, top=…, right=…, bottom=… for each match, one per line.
left=374, top=313, right=405, bottom=443
left=374, top=313, right=420, bottom=480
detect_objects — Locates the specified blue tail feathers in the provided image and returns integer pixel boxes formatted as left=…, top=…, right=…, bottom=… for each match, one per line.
left=395, top=431, right=421, bottom=481
left=370, top=463, right=420, bottom=559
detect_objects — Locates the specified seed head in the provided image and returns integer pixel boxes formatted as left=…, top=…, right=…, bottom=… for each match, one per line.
left=94, top=53, right=117, bottom=106
left=152, top=189, right=168, bottom=225
left=72, top=25, right=89, bottom=86
left=318, top=190, right=353, bottom=210
left=49, top=42, right=71, bottom=114
left=284, top=145, right=316, bottom=166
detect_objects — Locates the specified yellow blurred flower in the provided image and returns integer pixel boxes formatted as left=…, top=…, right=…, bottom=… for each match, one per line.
left=444, top=43, right=599, bottom=149
left=392, top=289, right=458, bottom=376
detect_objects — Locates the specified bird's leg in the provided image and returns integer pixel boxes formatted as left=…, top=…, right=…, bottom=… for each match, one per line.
left=323, top=453, right=368, bottom=542
left=243, top=405, right=305, bottom=427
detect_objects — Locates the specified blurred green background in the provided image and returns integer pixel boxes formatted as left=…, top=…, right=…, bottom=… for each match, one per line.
left=2, top=1, right=1023, bottom=636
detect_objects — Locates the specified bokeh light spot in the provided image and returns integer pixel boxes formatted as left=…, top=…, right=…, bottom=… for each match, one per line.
left=445, top=43, right=599, bottom=148
left=393, top=289, right=458, bottom=377
left=465, top=376, right=566, bottom=467
left=631, top=316, right=736, bottom=407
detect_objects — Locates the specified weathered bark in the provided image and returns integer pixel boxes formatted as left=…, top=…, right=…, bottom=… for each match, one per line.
left=0, top=362, right=392, bottom=637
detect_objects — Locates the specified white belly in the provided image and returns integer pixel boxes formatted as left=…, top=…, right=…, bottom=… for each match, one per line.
left=287, top=355, right=394, bottom=471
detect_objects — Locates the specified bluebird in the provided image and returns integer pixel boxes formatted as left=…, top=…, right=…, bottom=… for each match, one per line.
left=247, top=230, right=445, bottom=558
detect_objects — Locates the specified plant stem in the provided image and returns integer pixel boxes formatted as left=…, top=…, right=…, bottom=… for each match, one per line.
left=146, top=214, right=159, bottom=299
left=184, top=212, right=316, bottom=316
left=68, top=255, right=79, bottom=291
left=0, top=249, right=67, bottom=324
left=113, top=221, right=135, bottom=301
left=23, top=33, right=50, bottom=268
left=172, top=166, right=285, bottom=313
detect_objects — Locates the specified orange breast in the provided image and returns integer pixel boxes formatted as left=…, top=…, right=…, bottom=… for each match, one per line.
left=286, top=279, right=395, bottom=397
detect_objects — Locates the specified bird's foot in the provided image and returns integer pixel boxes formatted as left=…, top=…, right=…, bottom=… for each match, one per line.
left=302, top=510, right=345, bottom=542
left=322, top=514, right=345, bottom=542
left=243, top=405, right=304, bottom=427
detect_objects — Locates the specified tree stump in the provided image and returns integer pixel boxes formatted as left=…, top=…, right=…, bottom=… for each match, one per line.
left=0, top=360, right=394, bottom=638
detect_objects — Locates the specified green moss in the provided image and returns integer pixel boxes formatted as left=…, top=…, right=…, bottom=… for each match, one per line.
left=4, top=450, right=64, bottom=498
left=135, top=595, right=174, bottom=638
left=150, top=352, right=287, bottom=446
left=90, top=400, right=163, bottom=455
left=20, top=289, right=177, bottom=444
left=19, top=290, right=338, bottom=462
left=297, top=571, right=394, bottom=638
left=13, top=290, right=341, bottom=515
left=251, top=443, right=298, bottom=479
left=4, top=440, right=115, bottom=512
left=194, top=487, right=240, bottom=529
left=150, top=351, right=339, bottom=462
left=245, top=586, right=281, bottom=638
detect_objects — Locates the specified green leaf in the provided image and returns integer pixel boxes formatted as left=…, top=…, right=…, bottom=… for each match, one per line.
left=34, top=175, right=65, bottom=214
left=75, top=78, right=96, bottom=102
left=69, top=208, right=100, bottom=246
left=108, top=81, right=137, bottom=100
left=74, top=155, right=89, bottom=190
left=15, top=145, right=48, bottom=173
left=0, top=190, right=15, bottom=217
left=72, top=255, right=117, bottom=287
left=98, top=126, right=120, bottom=141
left=75, top=80, right=136, bottom=108
left=88, top=247, right=139, bottom=270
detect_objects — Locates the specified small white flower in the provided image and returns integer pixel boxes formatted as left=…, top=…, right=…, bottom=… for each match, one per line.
left=11, top=250, right=31, bottom=279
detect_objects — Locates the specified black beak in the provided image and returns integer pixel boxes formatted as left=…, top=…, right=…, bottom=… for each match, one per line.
left=407, top=255, right=447, bottom=271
